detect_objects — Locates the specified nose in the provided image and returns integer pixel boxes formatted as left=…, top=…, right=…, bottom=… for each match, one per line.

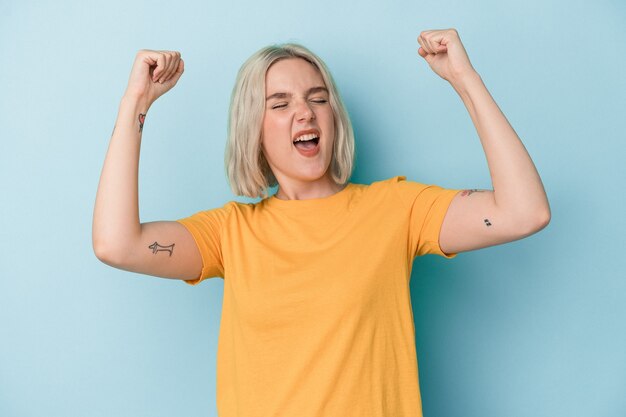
left=295, top=101, right=315, bottom=122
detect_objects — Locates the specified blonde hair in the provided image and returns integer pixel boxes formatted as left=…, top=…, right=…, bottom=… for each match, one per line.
left=225, top=43, right=355, bottom=199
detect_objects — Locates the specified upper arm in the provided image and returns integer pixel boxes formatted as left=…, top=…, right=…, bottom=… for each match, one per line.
left=96, top=220, right=202, bottom=281
left=439, top=189, right=549, bottom=255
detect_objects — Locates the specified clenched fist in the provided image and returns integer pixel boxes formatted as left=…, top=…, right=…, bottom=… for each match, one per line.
left=124, top=49, right=184, bottom=106
left=417, top=29, right=476, bottom=84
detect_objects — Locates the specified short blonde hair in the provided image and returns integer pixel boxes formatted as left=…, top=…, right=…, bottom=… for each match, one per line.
left=225, top=43, right=355, bottom=199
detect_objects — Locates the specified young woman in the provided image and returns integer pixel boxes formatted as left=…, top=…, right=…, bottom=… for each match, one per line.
left=93, top=29, right=550, bottom=417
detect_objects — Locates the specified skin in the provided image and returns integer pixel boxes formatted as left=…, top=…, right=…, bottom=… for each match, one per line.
left=93, top=49, right=204, bottom=280
left=261, top=58, right=344, bottom=201
left=416, top=29, right=550, bottom=254
left=93, top=29, right=552, bottom=283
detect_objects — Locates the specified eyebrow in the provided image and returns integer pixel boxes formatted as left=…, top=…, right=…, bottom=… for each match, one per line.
left=265, top=86, right=329, bottom=101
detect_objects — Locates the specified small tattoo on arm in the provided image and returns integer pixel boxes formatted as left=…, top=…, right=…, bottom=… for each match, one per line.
left=460, top=189, right=485, bottom=197
left=138, top=113, right=146, bottom=133
left=148, top=241, right=175, bottom=257
left=484, top=219, right=492, bottom=227
left=111, top=124, right=116, bottom=137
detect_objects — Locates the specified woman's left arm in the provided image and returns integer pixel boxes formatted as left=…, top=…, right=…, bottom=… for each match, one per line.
left=417, top=29, right=551, bottom=254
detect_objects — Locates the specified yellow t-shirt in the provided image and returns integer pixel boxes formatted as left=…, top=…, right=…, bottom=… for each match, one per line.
left=176, top=175, right=461, bottom=417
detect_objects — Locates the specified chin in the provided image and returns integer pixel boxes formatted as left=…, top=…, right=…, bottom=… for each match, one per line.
left=300, top=164, right=332, bottom=179
left=279, top=167, right=323, bottom=183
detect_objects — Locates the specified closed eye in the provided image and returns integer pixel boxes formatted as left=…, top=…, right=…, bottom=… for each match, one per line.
left=271, top=103, right=288, bottom=109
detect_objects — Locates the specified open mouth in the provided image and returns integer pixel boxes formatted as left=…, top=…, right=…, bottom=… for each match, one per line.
left=293, top=132, right=320, bottom=151
left=293, top=137, right=320, bottom=150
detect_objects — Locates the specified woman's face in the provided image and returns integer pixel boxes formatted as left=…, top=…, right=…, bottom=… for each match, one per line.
left=261, top=58, right=335, bottom=189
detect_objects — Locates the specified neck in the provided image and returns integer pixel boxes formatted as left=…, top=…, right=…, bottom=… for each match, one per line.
left=275, top=179, right=346, bottom=201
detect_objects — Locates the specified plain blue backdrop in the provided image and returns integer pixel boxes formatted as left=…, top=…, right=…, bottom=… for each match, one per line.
left=1, top=0, right=624, bottom=416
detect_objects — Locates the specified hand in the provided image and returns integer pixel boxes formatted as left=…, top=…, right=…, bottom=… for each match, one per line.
left=417, top=29, right=476, bottom=84
left=123, top=49, right=184, bottom=106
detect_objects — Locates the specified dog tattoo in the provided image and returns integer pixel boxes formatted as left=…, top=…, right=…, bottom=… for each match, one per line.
left=148, top=241, right=175, bottom=257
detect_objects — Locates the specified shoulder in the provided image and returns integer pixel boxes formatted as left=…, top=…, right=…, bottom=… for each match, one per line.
left=366, top=175, right=428, bottom=190
left=364, top=175, right=429, bottom=201
left=217, top=200, right=262, bottom=219
left=367, top=175, right=458, bottom=209
left=179, top=200, right=239, bottom=224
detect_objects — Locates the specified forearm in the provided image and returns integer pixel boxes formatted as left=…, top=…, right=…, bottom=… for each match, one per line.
left=92, top=95, right=150, bottom=259
left=451, top=71, right=550, bottom=226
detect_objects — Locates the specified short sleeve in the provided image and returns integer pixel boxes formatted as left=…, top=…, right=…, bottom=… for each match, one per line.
left=175, top=203, right=232, bottom=285
left=392, top=176, right=462, bottom=259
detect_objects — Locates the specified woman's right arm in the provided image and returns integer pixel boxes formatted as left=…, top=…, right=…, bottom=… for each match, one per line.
left=92, top=50, right=202, bottom=281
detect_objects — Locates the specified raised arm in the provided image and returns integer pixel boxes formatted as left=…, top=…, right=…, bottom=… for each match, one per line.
left=92, top=50, right=202, bottom=280
left=416, top=29, right=551, bottom=254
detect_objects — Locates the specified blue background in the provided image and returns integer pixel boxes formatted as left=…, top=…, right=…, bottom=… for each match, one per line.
left=1, top=0, right=624, bottom=416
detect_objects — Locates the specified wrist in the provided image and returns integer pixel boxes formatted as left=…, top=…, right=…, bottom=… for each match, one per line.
left=449, top=70, right=483, bottom=95
left=120, top=93, right=152, bottom=112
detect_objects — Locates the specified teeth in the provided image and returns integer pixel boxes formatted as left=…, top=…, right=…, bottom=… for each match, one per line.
left=294, top=133, right=319, bottom=142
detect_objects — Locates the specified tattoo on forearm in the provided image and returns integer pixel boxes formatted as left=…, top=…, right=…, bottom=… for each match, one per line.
left=484, top=219, right=492, bottom=227
left=138, top=113, right=146, bottom=133
left=148, top=241, right=175, bottom=257
left=460, top=189, right=485, bottom=197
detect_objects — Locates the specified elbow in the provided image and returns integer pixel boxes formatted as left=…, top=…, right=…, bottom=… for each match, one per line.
left=535, top=202, right=552, bottom=231
left=518, top=208, right=551, bottom=236
left=537, top=208, right=551, bottom=230
left=92, top=236, right=126, bottom=267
